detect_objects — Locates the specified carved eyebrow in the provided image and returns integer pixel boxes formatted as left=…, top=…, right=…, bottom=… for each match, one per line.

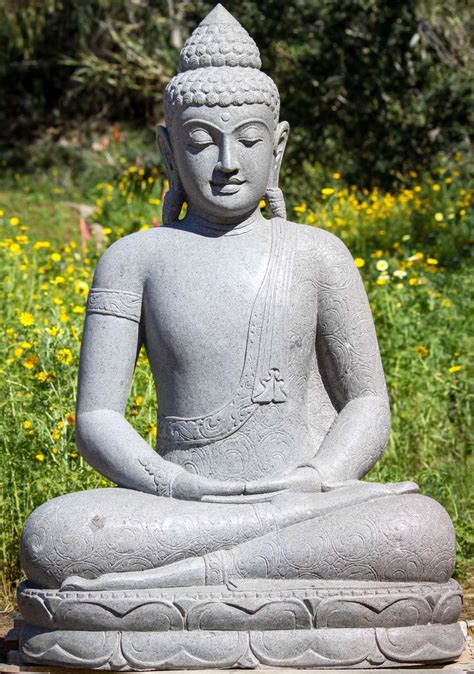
left=183, top=118, right=271, bottom=134
left=183, top=119, right=224, bottom=133
left=234, top=120, right=271, bottom=134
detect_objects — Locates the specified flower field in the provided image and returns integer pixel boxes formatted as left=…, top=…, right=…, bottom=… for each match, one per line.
left=0, top=151, right=472, bottom=606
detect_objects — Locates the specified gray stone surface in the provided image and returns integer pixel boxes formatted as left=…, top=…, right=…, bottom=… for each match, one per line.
left=18, top=3, right=463, bottom=669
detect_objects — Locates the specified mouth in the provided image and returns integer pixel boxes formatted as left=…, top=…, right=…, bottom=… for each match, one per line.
left=210, top=179, right=245, bottom=195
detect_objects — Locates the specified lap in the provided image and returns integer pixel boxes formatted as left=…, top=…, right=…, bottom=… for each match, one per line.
left=21, top=488, right=455, bottom=588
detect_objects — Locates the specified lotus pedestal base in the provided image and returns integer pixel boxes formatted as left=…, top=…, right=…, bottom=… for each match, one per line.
left=18, top=578, right=465, bottom=670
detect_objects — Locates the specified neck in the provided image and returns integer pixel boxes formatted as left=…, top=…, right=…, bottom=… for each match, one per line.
left=181, top=205, right=264, bottom=237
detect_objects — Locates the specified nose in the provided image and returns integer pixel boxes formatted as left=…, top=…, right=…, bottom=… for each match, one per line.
left=216, top=137, right=239, bottom=173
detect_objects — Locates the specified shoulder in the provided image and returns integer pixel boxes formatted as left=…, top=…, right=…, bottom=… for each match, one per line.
left=284, top=220, right=354, bottom=262
left=92, top=229, right=161, bottom=293
left=284, top=220, right=360, bottom=291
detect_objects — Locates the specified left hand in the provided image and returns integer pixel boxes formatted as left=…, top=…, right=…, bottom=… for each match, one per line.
left=245, top=465, right=322, bottom=495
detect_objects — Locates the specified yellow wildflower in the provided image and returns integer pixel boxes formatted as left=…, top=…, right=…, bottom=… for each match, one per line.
left=427, top=258, right=438, bottom=265
left=441, top=299, right=451, bottom=308
left=415, top=345, right=429, bottom=357
left=33, top=240, right=51, bottom=250
left=56, top=348, right=73, bottom=365
left=321, top=187, right=335, bottom=196
left=23, top=354, right=38, bottom=369
left=51, top=253, right=61, bottom=262
left=14, top=346, right=24, bottom=358
left=9, top=242, right=21, bottom=254
left=332, top=172, right=341, bottom=180
left=19, top=312, right=34, bottom=327
left=434, top=212, right=443, bottom=222
left=46, top=326, right=61, bottom=337
left=149, top=198, right=162, bottom=206
left=70, top=325, right=80, bottom=340
left=69, top=452, right=78, bottom=459
left=432, top=184, right=441, bottom=192
left=65, top=412, right=76, bottom=426
left=448, top=365, right=462, bottom=374
left=408, top=278, right=418, bottom=286
left=293, top=203, right=307, bottom=214
left=52, top=428, right=61, bottom=441
left=354, top=257, right=365, bottom=268
left=148, top=422, right=157, bottom=437
left=72, top=305, right=85, bottom=314
left=9, top=217, right=20, bottom=226
left=375, top=260, right=389, bottom=272
left=376, top=276, right=389, bottom=285
left=35, top=453, right=45, bottom=462
left=52, top=447, right=59, bottom=454
left=135, top=395, right=144, bottom=406
left=23, top=420, right=33, bottom=430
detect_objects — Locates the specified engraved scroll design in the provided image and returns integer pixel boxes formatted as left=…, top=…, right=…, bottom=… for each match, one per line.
left=158, top=218, right=296, bottom=447
left=86, top=288, right=142, bottom=323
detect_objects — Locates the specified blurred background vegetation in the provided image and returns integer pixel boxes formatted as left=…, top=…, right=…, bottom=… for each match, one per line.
left=1, top=0, right=472, bottom=187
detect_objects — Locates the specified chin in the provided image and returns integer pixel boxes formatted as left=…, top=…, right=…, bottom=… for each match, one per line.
left=199, top=192, right=261, bottom=220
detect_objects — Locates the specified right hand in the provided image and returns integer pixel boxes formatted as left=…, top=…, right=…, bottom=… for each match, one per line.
left=170, top=471, right=245, bottom=501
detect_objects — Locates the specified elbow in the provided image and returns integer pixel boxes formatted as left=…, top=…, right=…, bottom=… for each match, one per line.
left=75, top=410, right=96, bottom=458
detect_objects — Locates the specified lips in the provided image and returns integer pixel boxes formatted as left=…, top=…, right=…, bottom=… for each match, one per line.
left=210, top=179, right=245, bottom=194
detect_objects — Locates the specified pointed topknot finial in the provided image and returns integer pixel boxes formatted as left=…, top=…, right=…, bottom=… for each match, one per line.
left=199, top=4, right=242, bottom=28
left=179, top=3, right=261, bottom=71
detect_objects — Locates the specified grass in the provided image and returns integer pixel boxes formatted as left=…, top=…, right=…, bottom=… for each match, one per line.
left=0, top=129, right=472, bottom=609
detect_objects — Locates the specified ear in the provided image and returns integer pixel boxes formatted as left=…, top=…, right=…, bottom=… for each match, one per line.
left=156, top=125, right=185, bottom=225
left=268, top=121, right=290, bottom=189
left=157, top=125, right=179, bottom=188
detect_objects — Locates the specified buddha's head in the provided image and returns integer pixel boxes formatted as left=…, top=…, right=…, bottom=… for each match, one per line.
left=159, top=4, right=289, bottom=224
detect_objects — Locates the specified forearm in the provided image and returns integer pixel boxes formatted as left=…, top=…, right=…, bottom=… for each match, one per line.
left=311, top=395, right=390, bottom=484
left=76, top=409, right=182, bottom=496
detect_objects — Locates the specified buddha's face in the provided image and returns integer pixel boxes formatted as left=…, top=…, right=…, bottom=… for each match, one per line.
left=170, top=103, right=276, bottom=221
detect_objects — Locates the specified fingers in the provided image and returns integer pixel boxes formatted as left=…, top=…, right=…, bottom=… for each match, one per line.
left=200, top=478, right=245, bottom=496
left=245, top=477, right=286, bottom=494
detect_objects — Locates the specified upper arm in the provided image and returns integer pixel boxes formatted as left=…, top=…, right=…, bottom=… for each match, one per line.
left=315, top=233, right=387, bottom=411
left=76, top=237, right=146, bottom=415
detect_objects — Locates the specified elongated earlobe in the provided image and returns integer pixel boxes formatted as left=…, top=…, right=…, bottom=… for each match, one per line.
left=265, top=121, right=290, bottom=219
left=265, top=187, right=287, bottom=218
left=157, top=125, right=185, bottom=225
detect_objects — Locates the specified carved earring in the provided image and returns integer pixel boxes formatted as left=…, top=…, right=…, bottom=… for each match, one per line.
left=157, top=125, right=186, bottom=225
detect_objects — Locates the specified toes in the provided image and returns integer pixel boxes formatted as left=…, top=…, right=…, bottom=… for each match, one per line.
left=60, top=575, right=93, bottom=591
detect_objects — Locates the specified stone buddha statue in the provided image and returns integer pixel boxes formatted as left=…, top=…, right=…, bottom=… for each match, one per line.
left=18, top=5, right=464, bottom=670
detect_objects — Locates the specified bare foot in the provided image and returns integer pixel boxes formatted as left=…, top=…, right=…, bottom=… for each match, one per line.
left=60, top=556, right=206, bottom=592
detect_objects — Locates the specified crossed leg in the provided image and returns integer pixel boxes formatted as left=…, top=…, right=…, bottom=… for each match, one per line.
left=21, top=483, right=455, bottom=591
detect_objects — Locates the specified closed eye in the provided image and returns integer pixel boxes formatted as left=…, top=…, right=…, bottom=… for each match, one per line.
left=188, top=129, right=214, bottom=148
left=239, top=138, right=262, bottom=148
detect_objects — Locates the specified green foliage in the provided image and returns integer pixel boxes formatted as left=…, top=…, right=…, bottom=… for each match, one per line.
left=0, top=1, right=472, bottom=187
left=189, top=0, right=473, bottom=185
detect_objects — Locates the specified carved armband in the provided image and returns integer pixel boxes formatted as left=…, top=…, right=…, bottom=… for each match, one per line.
left=86, top=288, right=142, bottom=323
